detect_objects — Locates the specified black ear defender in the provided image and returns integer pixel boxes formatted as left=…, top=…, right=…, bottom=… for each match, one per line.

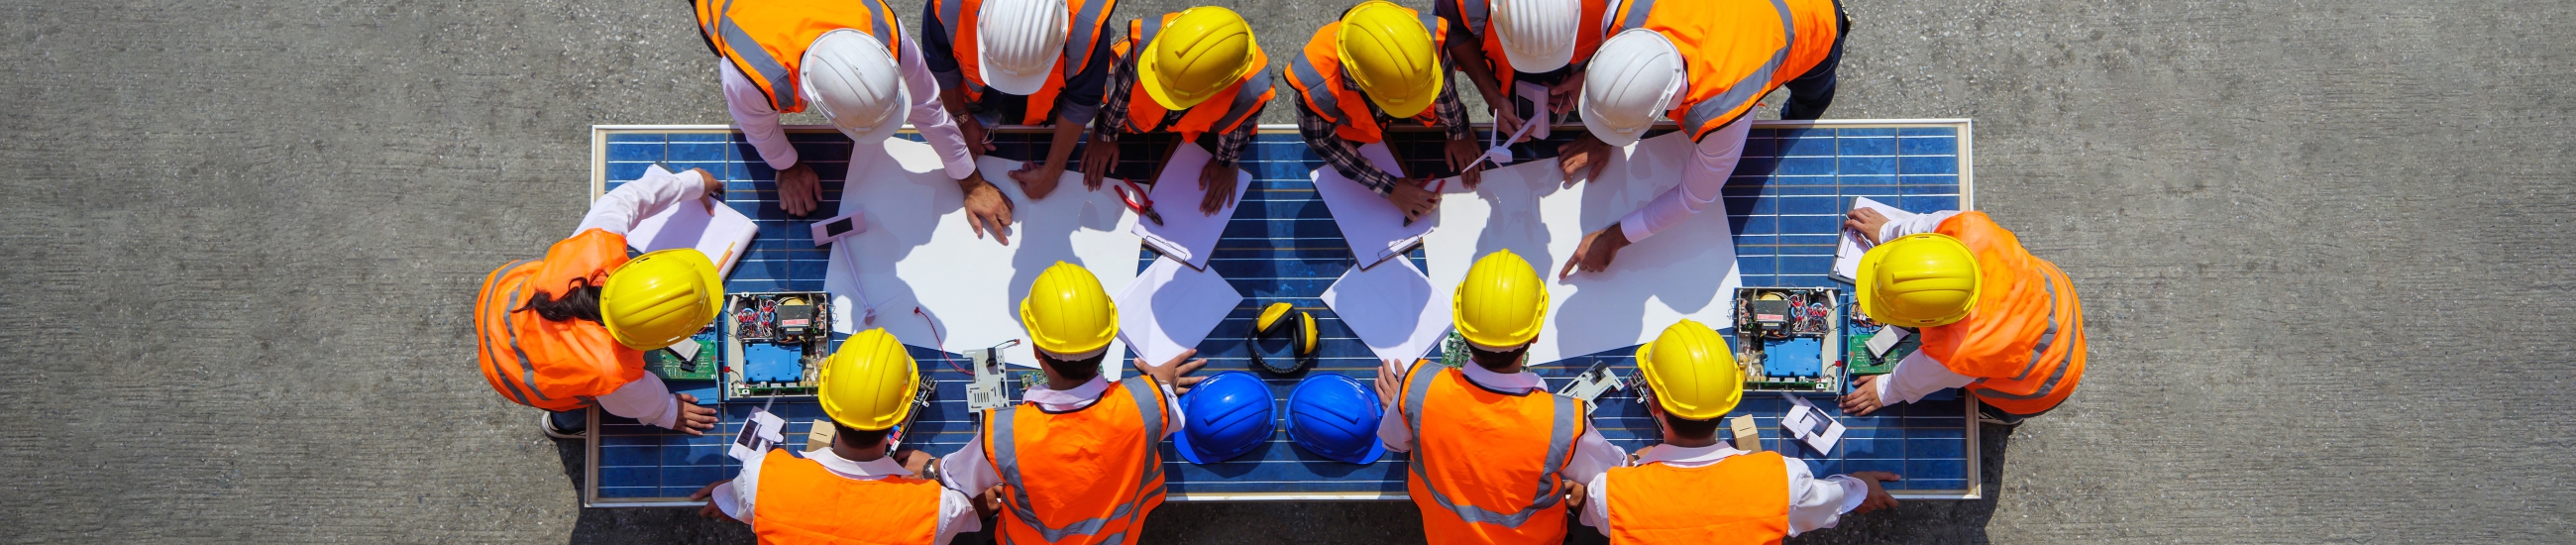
left=1250, top=302, right=1318, bottom=374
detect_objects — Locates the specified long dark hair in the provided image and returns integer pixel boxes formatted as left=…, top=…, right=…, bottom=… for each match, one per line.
left=517, top=278, right=603, bottom=323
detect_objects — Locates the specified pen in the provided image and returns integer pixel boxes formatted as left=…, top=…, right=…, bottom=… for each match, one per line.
left=717, top=241, right=737, bottom=268
left=1401, top=178, right=1447, bottom=227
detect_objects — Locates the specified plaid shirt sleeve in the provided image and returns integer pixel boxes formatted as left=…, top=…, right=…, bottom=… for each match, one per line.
left=1435, top=78, right=1471, bottom=142
left=1203, top=102, right=1263, bottom=167
left=1298, top=98, right=1403, bottom=196
left=1092, top=55, right=1137, bottom=144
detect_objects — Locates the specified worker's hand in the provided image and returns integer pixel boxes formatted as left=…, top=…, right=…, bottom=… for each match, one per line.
left=1134, top=348, right=1210, bottom=394
left=1562, top=486, right=1588, bottom=510
left=958, top=116, right=996, bottom=160
left=1840, top=375, right=1887, bottom=415
left=1556, top=133, right=1614, bottom=185
left=775, top=163, right=823, bottom=217
left=1548, top=73, right=1585, bottom=116
left=1383, top=179, right=1440, bottom=223
left=1373, top=359, right=1404, bottom=410
left=1010, top=160, right=1067, bottom=200
left=976, top=487, right=1005, bottom=519
left=897, top=449, right=932, bottom=476
left=959, top=173, right=1016, bottom=246
left=1490, top=104, right=1528, bottom=146
left=1080, top=139, right=1119, bottom=191
left=674, top=393, right=718, bottom=435
left=1198, top=162, right=1241, bottom=215
left=1558, top=224, right=1631, bottom=279
left=688, top=482, right=738, bottom=521
left=1443, top=138, right=1486, bottom=189
left=1844, top=208, right=1891, bottom=245
left=1847, top=472, right=1904, bottom=514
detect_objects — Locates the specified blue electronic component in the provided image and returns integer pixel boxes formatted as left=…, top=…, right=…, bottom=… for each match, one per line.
left=742, top=343, right=805, bottom=383
left=1765, top=337, right=1823, bottom=379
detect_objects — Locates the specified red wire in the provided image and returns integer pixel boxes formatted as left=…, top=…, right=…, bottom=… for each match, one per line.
left=914, top=306, right=970, bottom=374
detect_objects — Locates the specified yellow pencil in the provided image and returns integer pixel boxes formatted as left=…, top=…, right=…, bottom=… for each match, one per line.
left=716, top=242, right=737, bottom=268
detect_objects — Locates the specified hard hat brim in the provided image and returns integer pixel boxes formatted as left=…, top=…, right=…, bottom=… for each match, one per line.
left=602, top=249, right=724, bottom=350
left=1855, top=234, right=1980, bottom=328
left=1579, top=94, right=1649, bottom=148
left=1284, top=375, right=1388, bottom=465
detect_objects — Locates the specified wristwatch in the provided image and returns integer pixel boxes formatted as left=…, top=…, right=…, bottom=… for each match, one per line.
left=921, top=458, right=942, bottom=485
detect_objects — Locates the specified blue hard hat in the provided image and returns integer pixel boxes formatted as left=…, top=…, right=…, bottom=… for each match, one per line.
left=1285, top=374, right=1388, bottom=465
left=1174, top=371, right=1276, bottom=465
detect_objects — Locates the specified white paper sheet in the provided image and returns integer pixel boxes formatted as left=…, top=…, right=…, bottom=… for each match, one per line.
left=1321, top=258, right=1453, bottom=364
left=1131, top=143, right=1251, bottom=270
left=1115, top=256, right=1243, bottom=367
left=1782, top=395, right=1845, bottom=454
left=1313, top=143, right=1443, bottom=270
left=626, top=164, right=760, bottom=279
left=1832, top=196, right=1917, bottom=283
left=823, top=139, right=1140, bottom=375
left=1421, top=132, right=1745, bottom=365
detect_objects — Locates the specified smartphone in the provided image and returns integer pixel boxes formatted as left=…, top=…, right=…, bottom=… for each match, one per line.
left=808, top=211, right=866, bottom=247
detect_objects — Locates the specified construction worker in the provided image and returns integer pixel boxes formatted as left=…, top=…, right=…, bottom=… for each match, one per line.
left=693, top=0, right=1015, bottom=245
left=475, top=166, right=723, bottom=439
left=1556, top=0, right=1852, bottom=278
left=1370, top=250, right=1628, bottom=544
left=1581, top=320, right=1899, bottom=542
left=921, top=0, right=1121, bottom=201
left=1079, top=6, right=1273, bottom=215
left=1288, top=1, right=1489, bottom=225
left=1836, top=209, right=2087, bottom=426
left=1435, top=0, right=1608, bottom=148
left=687, top=329, right=986, bottom=544
left=929, top=263, right=1206, bottom=544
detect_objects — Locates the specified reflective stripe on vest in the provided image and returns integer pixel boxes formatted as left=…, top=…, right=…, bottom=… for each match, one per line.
left=478, top=259, right=544, bottom=406
left=697, top=0, right=905, bottom=114
left=1918, top=212, right=2087, bottom=414
left=1399, top=364, right=1582, bottom=531
left=1119, top=15, right=1276, bottom=141
left=1286, top=13, right=1447, bottom=144
left=935, top=0, right=1117, bottom=125
left=1612, top=0, right=1831, bottom=140
left=1971, top=266, right=2081, bottom=403
left=987, top=376, right=1167, bottom=544
left=473, top=231, right=648, bottom=412
left=1679, top=0, right=1792, bottom=137
left=751, top=448, right=942, bottom=545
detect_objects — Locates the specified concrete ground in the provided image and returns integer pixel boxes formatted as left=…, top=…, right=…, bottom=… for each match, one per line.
left=1, top=0, right=2570, bottom=542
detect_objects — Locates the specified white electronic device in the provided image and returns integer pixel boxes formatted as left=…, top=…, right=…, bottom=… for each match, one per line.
left=809, top=211, right=866, bottom=247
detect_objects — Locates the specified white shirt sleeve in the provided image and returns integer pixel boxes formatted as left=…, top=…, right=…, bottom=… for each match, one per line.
left=896, top=30, right=977, bottom=180
left=574, top=166, right=711, bottom=237
left=720, top=61, right=802, bottom=170
left=937, top=434, right=1001, bottom=496
left=1162, top=383, right=1187, bottom=439
left=932, top=487, right=983, bottom=545
left=1378, top=396, right=1415, bottom=453
left=1580, top=469, right=1614, bottom=535
left=594, top=374, right=681, bottom=429
left=1784, top=460, right=1870, bottom=536
left=1876, top=210, right=1962, bottom=243
left=1876, top=349, right=1978, bottom=405
left=1559, top=426, right=1628, bottom=486
left=1617, top=118, right=1753, bottom=243
left=717, top=446, right=768, bottom=522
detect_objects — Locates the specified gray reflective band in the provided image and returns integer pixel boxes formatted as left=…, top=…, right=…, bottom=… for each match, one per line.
left=1212, top=70, right=1273, bottom=132
left=939, top=0, right=961, bottom=38
left=1066, top=0, right=1112, bottom=74
left=868, top=1, right=896, bottom=49
left=482, top=260, right=538, bottom=405
left=941, top=0, right=977, bottom=95
left=1401, top=388, right=1579, bottom=528
left=2009, top=273, right=2062, bottom=382
left=1289, top=54, right=1342, bottom=122
left=1682, top=0, right=1793, bottom=135
left=1977, top=273, right=2078, bottom=401
left=1122, top=377, right=1165, bottom=443
left=719, top=18, right=800, bottom=112
left=1135, top=17, right=1162, bottom=53
left=988, top=381, right=1166, bottom=542
left=497, top=281, right=554, bottom=403
left=1460, top=0, right=1488, bottom=36
left=1617, top=0, right=1656, bottom=33
left=1401, top=363, right=1440, bottom=434
left=1420, top=13, right=1441, bottom=41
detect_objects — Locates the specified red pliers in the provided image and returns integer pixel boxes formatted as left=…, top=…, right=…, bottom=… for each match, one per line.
left=1112, top=178, right=1164, bottom=226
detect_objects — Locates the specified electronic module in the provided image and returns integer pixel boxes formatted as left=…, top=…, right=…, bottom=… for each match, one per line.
left=1732, top=287, right=1844, bottom=392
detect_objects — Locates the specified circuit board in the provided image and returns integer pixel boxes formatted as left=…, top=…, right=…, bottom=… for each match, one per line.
left=644, top=329, right=721, bottom=382
left=722, top=291, right=833, bottom=399
left=1733, top=287, right=1844, bottom=392
left=1843, top=325, right=1920, bottom=376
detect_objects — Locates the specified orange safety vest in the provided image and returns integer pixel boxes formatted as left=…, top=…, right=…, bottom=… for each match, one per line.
left=1918, top=212, right=2089, bottom=415
left=930, top=0, right=1120, bottom=125
left=1446, top=0, right=1609, bottom=91
left=750, top=449, right=943, bottom=545
left=1605, top=0, right=1840, bottom=141
left=981, top=376, right=1171, bottom=545
left=1603, top=452, right=1792, bottom=545
left=1396, top=364, right=1585, bottom=544
left=1283, top=8, right=1449, bottom=145
left=696, top=0, right=908, bottom=115
left=1110, top=13, right=1276, bottom=143
left=473, top=229, right=649, bottom=412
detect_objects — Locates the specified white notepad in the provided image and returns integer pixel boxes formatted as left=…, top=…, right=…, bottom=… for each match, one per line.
left=1322, top=258, right=1452, bottom=364
left=1115, top=257, right=1243, bottom=366
left=625, top=164, right=758, bottom=279
left=1132, top=143, right=1251, bottom=271
left=1832, top=197, right=1916, bottom=283
left=1313, top=143, right=1442, bottom=271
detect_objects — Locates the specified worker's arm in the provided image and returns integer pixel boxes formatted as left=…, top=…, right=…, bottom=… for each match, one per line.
left=1783, top=460, right=1877, bottom=536
left=1295, top=100, right=1403, bottom=195
left=718, top=62, right=802, bottom=171
left=932, top=486, right=984, bottom=545
left=896, top=28, right=979, bottom=180
left=916, top=1, right=966, bottom=90
left=1081, top=55, right=1137, bottom=190
left=936, top=434, right=1003, bottom=495
left=573, top=166, right=715, bottom=237
left=1579, top=471, right=1613, bottom=534
left=692, top=446, right=765, bottom=522
left=1878, top=350, right=1976, bottom=404
left=1873, top=210, right=1962, bottom=244
left=594, top=375, right=718, bottom=434
left=1434, top=1, right=1517, bottom=130
left=1374, top=359, right=1416, bottom=452
left=1202, top=102, right=1262, bottom=166
left=1615, top=117, right=1753, bottom=243
left=1557, top=425, right=1629, bottom=486
left=1009, top=39, right=1120, bottom=198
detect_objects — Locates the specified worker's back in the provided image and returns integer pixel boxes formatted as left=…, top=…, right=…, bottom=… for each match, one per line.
left=979, top=376, right=1172, bottom=545
left=1396, top=364, right=1583, bottom=544
left=472, top=229, right=644, bottom=411
left=1602, top=451, right=1792, bottom=545
left=1918, top=211, right=2088, bottom=415
left=749, top=449, right=942, bottom=545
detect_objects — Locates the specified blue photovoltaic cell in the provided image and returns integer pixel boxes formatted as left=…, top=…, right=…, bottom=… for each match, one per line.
left=588, top=121, right=1975, bottom=504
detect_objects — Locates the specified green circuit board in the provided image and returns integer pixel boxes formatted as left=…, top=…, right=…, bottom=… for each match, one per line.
left=645, top=332, right=722, bottom=381
left=1844, top=327, right=1920, bottom=376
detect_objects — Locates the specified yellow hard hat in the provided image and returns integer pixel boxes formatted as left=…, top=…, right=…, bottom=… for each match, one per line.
left=1019, top=262, right=1120, bottom=358
left=1451, top=249, right=1548, bottom=350
left=1138, top=7, right=1258, bottom=111
left=598, top=249, right=722, bottom=350
left=1335, top=1, right=1445, bottom=118
left=1857, top=233, right=1983, bottom=327
left=1633, top=319, right=1741, bottom=420
left=818, top=328, right=920, bottom=431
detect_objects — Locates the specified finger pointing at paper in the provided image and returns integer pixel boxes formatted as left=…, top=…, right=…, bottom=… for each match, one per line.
left=1559, top=224, right=1632, bottom=279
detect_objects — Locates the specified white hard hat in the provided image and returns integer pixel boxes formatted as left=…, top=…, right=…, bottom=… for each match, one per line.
left=1579, top=29, right=1684, bottom=148
left=976, top=0, right=1069, bottom=96
left=802, top=30, right=911, bottom=146
left=1489, top=0, right=1580, bottom=73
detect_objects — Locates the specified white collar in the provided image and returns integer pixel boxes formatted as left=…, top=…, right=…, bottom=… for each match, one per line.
left=1635, top=442, right=1750, bottom=469
left=1460, top=363, right=1549, bottom=393
left=800, top=447, right=916, bottom=479
left=1021, top=375, right=1112, bottom=411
